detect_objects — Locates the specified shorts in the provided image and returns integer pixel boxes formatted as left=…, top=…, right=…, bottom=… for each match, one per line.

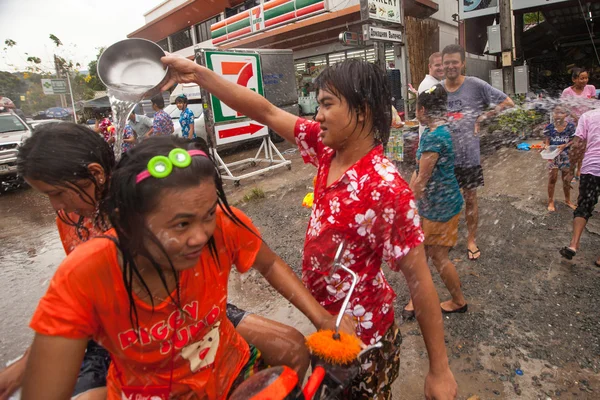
left=72, top=341, right=111, bottom=397
left=454, top=165, right=484, bottom=190
left=574, top=174, right=600, bottom=221
left=72, top=303, right=250, bottom=397
left=228, top=344, right=266, bottom=395
left=548, top=152, right=571, bottom=170
left=344, top=324, right=402, bottom=400
left=422, top=213, right=460, bottom=247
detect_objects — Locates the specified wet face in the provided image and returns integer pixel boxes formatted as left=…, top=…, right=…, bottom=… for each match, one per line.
left=553, top=108, right=567, bottom=123
left=429, top=56, right=444, bottom=80
left=145, top=180, right=218, bottom=271
left=315, top=88, right=366, bottom=150
left=443, top=53, right=464, bottom=80
left=416, top=105, right=427, bottom=125
left=176, top=102, right=184, bottom=110
left=573, top=72, right=589, bottom=89
left=26, top=178, right=99, bottom=217
left=128, top=113, right=135, bottom=122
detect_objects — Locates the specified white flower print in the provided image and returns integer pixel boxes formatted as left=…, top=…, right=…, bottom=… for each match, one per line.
left=371, top=190, right=381, bottom=201
left=327, top=215, right=336, bottom=224
left=382, top=208, right=396, bottom=224
left=409, top=199, right=417, bottom=209
left=329, top=197, right=341, bottom=214
left=413, top=213, right=421, bottom=227
left=341, top=249, right=355, bottom=268
left=381, top=303, right=390, bottom=314
left=325, top=273, right=351, bottom=300
left=346, top=179, right=360, bottom=202
left=368, top=233, right=376, bottom=244
left=332, top=234, right=342, bottom=243
left=369, top=331, right=382, bottom=345
left=310, top=256, right=320, bottom=270
left=372, top=271, right=385, bottom=289
left=355, top=209, right=377, bottom=237
left=374, top=158, right=396, bottom=182
left=347, top=304, right=373, bottom=330
left=308, top=208, right=324, bottom=237
left=299, top=123, right=307, bottom=132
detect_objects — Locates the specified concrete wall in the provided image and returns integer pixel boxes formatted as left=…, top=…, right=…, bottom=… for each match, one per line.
left=144, top=0, right=188, bottom=23
left=466, top=55, right=497, bottom=83
left=429, top=1, right=459, bottom=52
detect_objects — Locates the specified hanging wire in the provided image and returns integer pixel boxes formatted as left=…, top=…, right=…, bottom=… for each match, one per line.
left=578, top=0, right=600, bottom=66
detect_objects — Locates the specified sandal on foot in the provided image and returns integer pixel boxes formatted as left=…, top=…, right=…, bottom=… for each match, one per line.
left=441, top=304, right=468, bottom=314
left=559, top=247, right=576, bottom=260
left=468, top=248, right=481, bottom=261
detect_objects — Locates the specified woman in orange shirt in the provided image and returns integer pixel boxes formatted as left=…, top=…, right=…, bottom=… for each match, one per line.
left=8, top=124, right=343, bottom=400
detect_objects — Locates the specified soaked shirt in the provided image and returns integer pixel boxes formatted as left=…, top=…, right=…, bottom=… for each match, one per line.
left=575, top=109, right=600, bottom=177
left=152, top=109, right=174, bottom=136
left=179, top=107, right=195, bottom=139
left=561, top=85, right=598, bottom=119
left=56, top=212, right=107, bottom=255
left=544, top=122, right=575, bottom=158
left=295, top=118, right=424, bottom=344
left=122, top=124, right=134, bottom=153
left=443, top=77, right=508, bottom=167
left=416, top=125, right=463, bottom=222
left=32, top=207, right=260, bottom=400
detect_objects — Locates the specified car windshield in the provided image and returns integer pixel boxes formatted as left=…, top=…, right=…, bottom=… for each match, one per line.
left=165, top=103, right=203, bottom=119
left=0, top=114, right=26, bottom=133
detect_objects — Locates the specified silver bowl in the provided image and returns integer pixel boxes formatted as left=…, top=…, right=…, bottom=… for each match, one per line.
left=97, top=38, right=168, bottom=102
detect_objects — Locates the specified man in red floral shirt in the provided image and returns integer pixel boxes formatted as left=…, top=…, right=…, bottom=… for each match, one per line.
left=161, top=55, right=458, bottom=400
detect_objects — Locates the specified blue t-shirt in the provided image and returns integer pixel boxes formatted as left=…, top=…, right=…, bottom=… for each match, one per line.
left=544, top=122, right=575, bottom=156
left=443, top=77, right=508, bottom=167
left=179, top=107, right=195, bottom=139
left=416, top=125, right=464, bottom=222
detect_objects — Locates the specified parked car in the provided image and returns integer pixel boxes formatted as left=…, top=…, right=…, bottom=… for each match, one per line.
left=0, top=108, right=32, bottom=190
left=164, top=102, right=207, bottom=141
left=30, top=119, right=64, bottom=129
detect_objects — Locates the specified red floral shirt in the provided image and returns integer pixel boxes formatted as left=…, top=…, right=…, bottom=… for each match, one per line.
left=295, top=118, right=424, bottom=344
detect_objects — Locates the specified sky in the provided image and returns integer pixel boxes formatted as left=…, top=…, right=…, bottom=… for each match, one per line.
left=0, top=0, right=156, bottom=73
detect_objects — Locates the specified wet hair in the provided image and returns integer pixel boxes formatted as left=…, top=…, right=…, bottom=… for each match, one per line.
left=416, top=84, right=448, bottom=119
left=314, top=59, right=392, bottom=145
left=442, top=44, right=466, bottom=62
left=572, top=67, right=588, bottom=80
left=175, top=95, right=188, bottom=105
left=151, top=94, right=165, bottom=109
left=105, top=135, right=253, bottom=330
left=16, top=122, right=115, bottom=239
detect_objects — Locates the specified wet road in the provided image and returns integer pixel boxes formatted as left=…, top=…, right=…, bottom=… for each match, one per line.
left=0, top=188, right=64, bottom=366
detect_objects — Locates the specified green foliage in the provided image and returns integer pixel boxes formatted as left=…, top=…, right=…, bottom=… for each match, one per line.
left=26, top=56, right=41, bottom=64
left=86, top=47, right=106, bottom=91
left=0, top=71, right=27, bottom=108
left=496, top=107, right=544, bottom=135
left=523, top=12, right=545, bottom=25
left=243, top=188, right=266, bottom=202
left=49, top=34, right=62, bottom=47
left=4, top=39, right=16, bottom=48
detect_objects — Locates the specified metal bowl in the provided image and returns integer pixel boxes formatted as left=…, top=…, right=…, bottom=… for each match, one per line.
left=97, top=38, right=168, bottom=102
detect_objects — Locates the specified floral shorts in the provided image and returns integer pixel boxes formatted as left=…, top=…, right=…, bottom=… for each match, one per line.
left=345, top=323, right=402, bottom=399
left=548, top=151, right=570, bottom=171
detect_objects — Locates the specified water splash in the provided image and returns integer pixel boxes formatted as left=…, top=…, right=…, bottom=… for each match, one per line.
left=107, top=89, right=143, bottom=161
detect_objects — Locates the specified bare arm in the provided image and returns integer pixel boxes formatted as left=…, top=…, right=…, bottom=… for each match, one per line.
left=161, top=55, right=298, bottom=143
left=22, top=334, right=87, bottom=400
left=396, top=245, right=457, bottom=399
left=475, top=97, right=515, bottom=134
left=569, top=136, right=586, bottom=168
left=252, top=242, right=355, bottom=335
left=0, top=348, right=29, bottom=400
left=410, top=152, right=439, bottom=200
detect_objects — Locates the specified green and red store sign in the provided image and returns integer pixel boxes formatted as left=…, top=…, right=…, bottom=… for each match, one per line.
left=211, top=0, right=328, bottom=45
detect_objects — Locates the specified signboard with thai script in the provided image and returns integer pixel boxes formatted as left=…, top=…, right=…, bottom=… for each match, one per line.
left=41, top=79, right=68, bottom=95
left=211, top=0, right=328, bottom=45
left=360, top=0, right=402, bottom=25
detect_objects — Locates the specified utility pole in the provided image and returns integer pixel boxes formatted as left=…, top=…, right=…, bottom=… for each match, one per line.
left=54, top=55, right=67, bottom=108
left=499, top=0, right=514, bottom=95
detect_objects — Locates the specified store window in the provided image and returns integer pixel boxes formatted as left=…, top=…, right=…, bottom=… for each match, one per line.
left=156, top=38, right=169, bottom=52
left=328, top=51, right=346, bottom=66
left=346, top=49, right=366, bottom=60
left=225, top=0, right=261, bottom=18
left=171, top=28, right=192, bottom=52
left=196, top=15, right=221, bottom=43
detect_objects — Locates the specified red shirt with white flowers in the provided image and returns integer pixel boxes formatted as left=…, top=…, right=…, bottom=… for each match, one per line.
left=295, top=118, right=424, bottom=344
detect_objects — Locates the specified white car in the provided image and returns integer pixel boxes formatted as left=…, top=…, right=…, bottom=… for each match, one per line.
left=164, top=103, right=207, bottom=142
left=0, top=109, right=32, bottom=189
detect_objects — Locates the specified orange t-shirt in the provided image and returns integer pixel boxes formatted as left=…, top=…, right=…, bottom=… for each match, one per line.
left=55, top=212, right=107, bottom=255
left=31, top=207, right=262, bottom=400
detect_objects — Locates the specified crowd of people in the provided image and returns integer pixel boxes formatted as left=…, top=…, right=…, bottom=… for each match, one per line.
left=0, top=43, right=598, bottom=400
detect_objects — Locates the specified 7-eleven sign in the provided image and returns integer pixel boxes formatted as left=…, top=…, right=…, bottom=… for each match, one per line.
left=205, top=51, right=264, bottom=123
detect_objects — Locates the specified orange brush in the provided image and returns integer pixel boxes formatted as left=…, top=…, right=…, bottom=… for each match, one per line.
left=305, top=330, right=362, bottom=366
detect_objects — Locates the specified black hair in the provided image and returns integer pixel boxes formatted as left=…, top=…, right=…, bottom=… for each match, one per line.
left=105, top=135, right=253, bottom=330
left=151, top=94, right=165, bottom=109
left=442, top=44, right=466, bottom=62
left=314, top=59, right=392, bottom=145
left=416, top=84, right=448, bottom=119
left=175, top=96, right=188, bottom=105
left=16, top=122, right=115, bottom=238
left=572, top=67, right=588, bottom=80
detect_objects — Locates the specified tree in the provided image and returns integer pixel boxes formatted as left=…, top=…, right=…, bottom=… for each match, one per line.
left=86, top=47, right=106, bottom=91
left=0, top=71, right=27, bottom=108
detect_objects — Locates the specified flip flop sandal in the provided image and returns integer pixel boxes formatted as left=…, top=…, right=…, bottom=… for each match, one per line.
left=468, top=248, right=481, bottom=261
left=402, top=307, right=415, bottom=321
left=559, top=247, right=576, bottom=260
left=441, top=304, right=468, bottom=314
